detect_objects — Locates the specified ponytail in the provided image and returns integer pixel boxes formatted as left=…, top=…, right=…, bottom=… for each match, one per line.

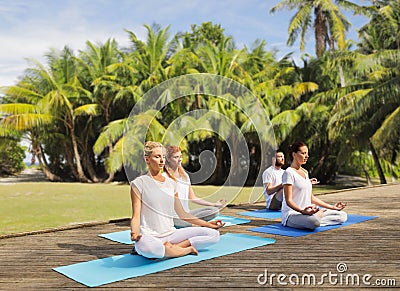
left=163, top=165, right=176, bottom=181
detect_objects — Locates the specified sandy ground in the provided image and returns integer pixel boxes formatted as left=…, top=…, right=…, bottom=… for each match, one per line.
left=0, top=168, right=48, bottom=183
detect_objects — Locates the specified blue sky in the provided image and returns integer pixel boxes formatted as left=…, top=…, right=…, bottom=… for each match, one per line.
left=0, top=0, right=369, bottom=87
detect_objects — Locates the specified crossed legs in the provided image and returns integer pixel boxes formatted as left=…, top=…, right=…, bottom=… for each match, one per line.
left=286, top=209, right=347, bottom=230
left=135, top=227, right=220, bottom=259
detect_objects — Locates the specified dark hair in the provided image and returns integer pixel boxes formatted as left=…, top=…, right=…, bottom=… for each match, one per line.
left=288, top=141, right=307, bottom=160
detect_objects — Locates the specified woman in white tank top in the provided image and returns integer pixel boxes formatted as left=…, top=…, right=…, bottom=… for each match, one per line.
left=164, top=146, right=226, bottom=227
left=130, top=141, right=224, bottom=259
left=282, top=142, right=347, bottom=230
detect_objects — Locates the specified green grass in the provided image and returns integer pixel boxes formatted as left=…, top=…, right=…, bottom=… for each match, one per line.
left=0, top=182, right=343, bottom=235
left=0, top=183, right=131, bottom=235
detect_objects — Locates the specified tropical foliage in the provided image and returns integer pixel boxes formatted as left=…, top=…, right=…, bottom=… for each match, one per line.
left=0, top=136, right=26, bottom=175
left=0, top=3, right=399, bottom=184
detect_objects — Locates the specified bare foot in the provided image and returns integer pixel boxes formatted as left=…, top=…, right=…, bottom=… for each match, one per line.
left=164, top=241, right=173, bottom=248
left=164, top=243, right=198, bottom=258
left=189, top=246, right=198, bottom=256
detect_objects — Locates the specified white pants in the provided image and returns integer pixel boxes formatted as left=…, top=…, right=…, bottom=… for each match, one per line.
left=286, top=209, right=347, bottom=230
left=135, top=227, right=220, bottom=258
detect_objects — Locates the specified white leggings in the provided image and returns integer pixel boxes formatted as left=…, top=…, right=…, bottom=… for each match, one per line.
left=286, top=209, right=348, bottom=230
left=135, top=227, right=220, bottom=259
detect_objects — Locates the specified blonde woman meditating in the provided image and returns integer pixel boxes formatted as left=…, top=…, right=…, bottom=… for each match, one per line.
left=130, top=141, right=224, bottom=259
left=282, top=141, right=347, bottom=230
left=164, top=145, right=226, bottom=227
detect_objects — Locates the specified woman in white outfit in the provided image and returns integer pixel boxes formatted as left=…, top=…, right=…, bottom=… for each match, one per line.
left=130, top=141, right=224, bottom=259
left=282, top=141, right=347, bottom=230
left=164, top=146, right=226, bottom=227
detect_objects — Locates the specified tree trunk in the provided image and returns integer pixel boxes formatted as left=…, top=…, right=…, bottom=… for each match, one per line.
left=103, top=137, right=116, bottom=183
left=40, top=144, right=50, bottom=167
left=62, top=140, right=80, bottom=181
left=338, top=65, right=346, bottom=88
left=314, top=6, right=326, bottom=58
left=70, top=127, right=91, bottom=182
left=103, top=103, right=115, bottom=183
left=369, top=139, right=387, bottom=184
left=83, top=147, right=100, bottom=183
left=196, top=84, right=202, bottom=109
left=104, top=171, right=115, bottom=184
left=225, top=136, right=242, bottom=186
left=311, top=141, right=328, bottom=179
left=210, top=137, right=224, bottom=184
left=391, top=151, right=397, bottom=182
left=35, top=145, right=62, bottom=182
left=362, top=164, right=373, bottom=186
left=324, top=14, right=346, bottom=88
left=103, top=143, right=116, bottom=183
left=84, top=155, right=100, bottom=183
left=325, top=162, right=338, bottom=184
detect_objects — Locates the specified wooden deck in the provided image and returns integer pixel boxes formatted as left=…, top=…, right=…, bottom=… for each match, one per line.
left=0, top=184, right=399, bottom=289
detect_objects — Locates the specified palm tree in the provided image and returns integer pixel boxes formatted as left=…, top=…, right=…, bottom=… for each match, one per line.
left=1, top=47, right=99, bottom=182
left=0, top=102, right=61, bottom=181
left=270, top=0, right=364, bottom=58
left=90, top=25, right=175, bottom=181
left=77, top=39, right=125, bottom=182
left=188, top=37, right=250, bottom=184
left=358, top=0, right=400, bottom=53
left=125, top=24, right=175, bottom=91
left=329, top=50, right=400, bottom=184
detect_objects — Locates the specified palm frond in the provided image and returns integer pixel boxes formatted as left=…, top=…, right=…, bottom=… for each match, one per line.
left=372, top=106, right=400, bottom=150
left=0, top=103, right=38, bottom=115
left=74, top=104, right=99, bottom=117
left=1, top=113, right=52, bottom=131
left=271, top=109, right=302, bottom=143
left=93, top=118, right=127, bottom=155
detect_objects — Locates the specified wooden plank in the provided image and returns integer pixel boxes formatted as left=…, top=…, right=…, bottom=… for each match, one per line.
left=0, top=184, right=399, bottom=289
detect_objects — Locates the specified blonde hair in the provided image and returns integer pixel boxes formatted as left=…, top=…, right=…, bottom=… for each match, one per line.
left=164, top=145, right=189, bottom=181
left=144, top=141, right=164, bottom=157
left=143, top=141, right=175, bottom=180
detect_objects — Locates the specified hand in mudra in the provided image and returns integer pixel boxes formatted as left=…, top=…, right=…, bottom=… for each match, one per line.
left=131, top=232, right=142, bottom=242
left=301, top=205, right=319, bottom=215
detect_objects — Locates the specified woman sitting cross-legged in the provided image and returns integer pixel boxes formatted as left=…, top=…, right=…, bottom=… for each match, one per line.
left=164, top=145, right=226, bottom=228
left=282, top=141, right=348, bottom=230
left=130, top=141, right=224, bottom=259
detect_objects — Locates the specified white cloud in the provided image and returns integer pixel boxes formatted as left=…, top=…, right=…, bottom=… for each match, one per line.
left=0, top=0, right=141, bottom=87
left=0, top=0, right=369, bottom=88
left=0, top=29, right=131, bottom=86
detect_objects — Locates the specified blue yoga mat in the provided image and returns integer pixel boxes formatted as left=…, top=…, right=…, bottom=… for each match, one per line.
left=248, top=214, right=377, bottom=237
left=99, top=214, right=251, bottom=245
left=53, top=233, right=275, bottom=287
left=238, top=209, right=282, bottom=219
left=99, top=230, right=134, bottom=245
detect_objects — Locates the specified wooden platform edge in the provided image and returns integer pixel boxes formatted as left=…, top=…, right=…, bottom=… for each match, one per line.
left=2, top=182, right=398, bottom=240
left=0, top=217, right=130, bottom=240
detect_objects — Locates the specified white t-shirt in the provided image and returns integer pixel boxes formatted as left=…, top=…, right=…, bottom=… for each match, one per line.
left=262, top=166, right=284, bottom=207
left=281, top=167, right=313, bottom=225
left=176, top=176, right=191, bottom=213
left=131, top=175, right=177, bottom=237
left=162, top=172, right=191, bottom=213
